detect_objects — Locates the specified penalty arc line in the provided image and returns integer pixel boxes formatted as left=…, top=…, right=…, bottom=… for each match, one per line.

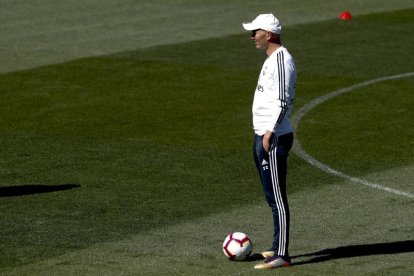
left=291, top=72, right=414, bottom=199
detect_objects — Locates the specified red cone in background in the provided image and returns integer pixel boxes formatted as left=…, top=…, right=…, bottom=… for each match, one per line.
left=339, top=11, right=352, bottom=20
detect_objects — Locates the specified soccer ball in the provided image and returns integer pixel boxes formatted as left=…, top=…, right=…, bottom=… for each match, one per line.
left=222, top=232, right=253, bottom=261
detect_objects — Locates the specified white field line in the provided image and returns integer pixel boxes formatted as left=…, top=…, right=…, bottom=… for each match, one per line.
left=291, top=72, right=414, bottom=199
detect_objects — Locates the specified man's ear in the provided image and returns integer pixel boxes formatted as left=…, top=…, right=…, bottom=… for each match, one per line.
left=266, top=32, right=272, bottom=41
left=268, top=33, right=281, bottom=44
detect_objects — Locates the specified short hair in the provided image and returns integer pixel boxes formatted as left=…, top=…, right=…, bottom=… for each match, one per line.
left=269, top=33, right=281, bottom=44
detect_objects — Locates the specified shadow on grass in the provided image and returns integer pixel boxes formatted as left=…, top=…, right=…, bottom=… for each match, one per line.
left=245, top=253, right=265, bottom=262
left=0, top=184, right=80, bottom=197
left=291, top=240, right=414, bottom=266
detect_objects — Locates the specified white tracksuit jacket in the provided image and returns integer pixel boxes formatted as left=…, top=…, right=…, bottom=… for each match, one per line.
left=252, top=46, right=297, bottom=137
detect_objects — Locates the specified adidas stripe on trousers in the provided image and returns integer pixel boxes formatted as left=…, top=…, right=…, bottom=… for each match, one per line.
left=253, top=132, right=293, bottom=257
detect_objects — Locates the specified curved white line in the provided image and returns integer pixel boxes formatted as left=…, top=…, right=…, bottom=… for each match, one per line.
left=291, top=72, right=414, bottom=199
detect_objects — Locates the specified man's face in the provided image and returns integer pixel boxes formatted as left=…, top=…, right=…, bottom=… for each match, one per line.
left=250, top=29, right=268, bottom=50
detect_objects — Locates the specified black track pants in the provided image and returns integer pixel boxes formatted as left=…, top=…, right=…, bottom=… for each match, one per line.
left=253, top=132, right=293, bottom=257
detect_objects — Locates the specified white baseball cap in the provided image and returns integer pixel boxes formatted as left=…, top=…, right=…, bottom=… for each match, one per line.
left=242, top=13, right=282, bottom=34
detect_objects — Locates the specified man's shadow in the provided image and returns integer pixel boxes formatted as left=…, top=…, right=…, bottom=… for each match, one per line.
left=0, top=184, right=80, bottom=197
left=290, top=240, right=414, bottom=266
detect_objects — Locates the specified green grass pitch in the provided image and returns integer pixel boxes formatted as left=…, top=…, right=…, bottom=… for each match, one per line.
left=1, top=1, right=414, bottom=275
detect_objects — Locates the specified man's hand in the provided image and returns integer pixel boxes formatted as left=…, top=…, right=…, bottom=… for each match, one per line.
left=262, top=130, right=273, bottom=152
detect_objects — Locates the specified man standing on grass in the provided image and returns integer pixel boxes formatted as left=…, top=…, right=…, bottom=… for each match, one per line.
left=242, top=13, right=296, bottom=269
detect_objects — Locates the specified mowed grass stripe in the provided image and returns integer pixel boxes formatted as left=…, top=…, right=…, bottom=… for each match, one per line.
left=5, top=165, right=414, bottom=275
left=2, top=0, right=414, bottom=74
left=0, top=9, right=413, bottom=272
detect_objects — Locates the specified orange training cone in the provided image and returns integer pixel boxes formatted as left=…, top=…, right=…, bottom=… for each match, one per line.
left=339, top=11, right=352, bottom=20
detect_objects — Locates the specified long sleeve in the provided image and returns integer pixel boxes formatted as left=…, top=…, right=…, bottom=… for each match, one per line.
left=252, top=46, right=296, bottom=136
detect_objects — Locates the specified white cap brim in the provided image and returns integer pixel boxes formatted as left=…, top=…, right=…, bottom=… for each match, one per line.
left=242, top=22, right=260, bottom=31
